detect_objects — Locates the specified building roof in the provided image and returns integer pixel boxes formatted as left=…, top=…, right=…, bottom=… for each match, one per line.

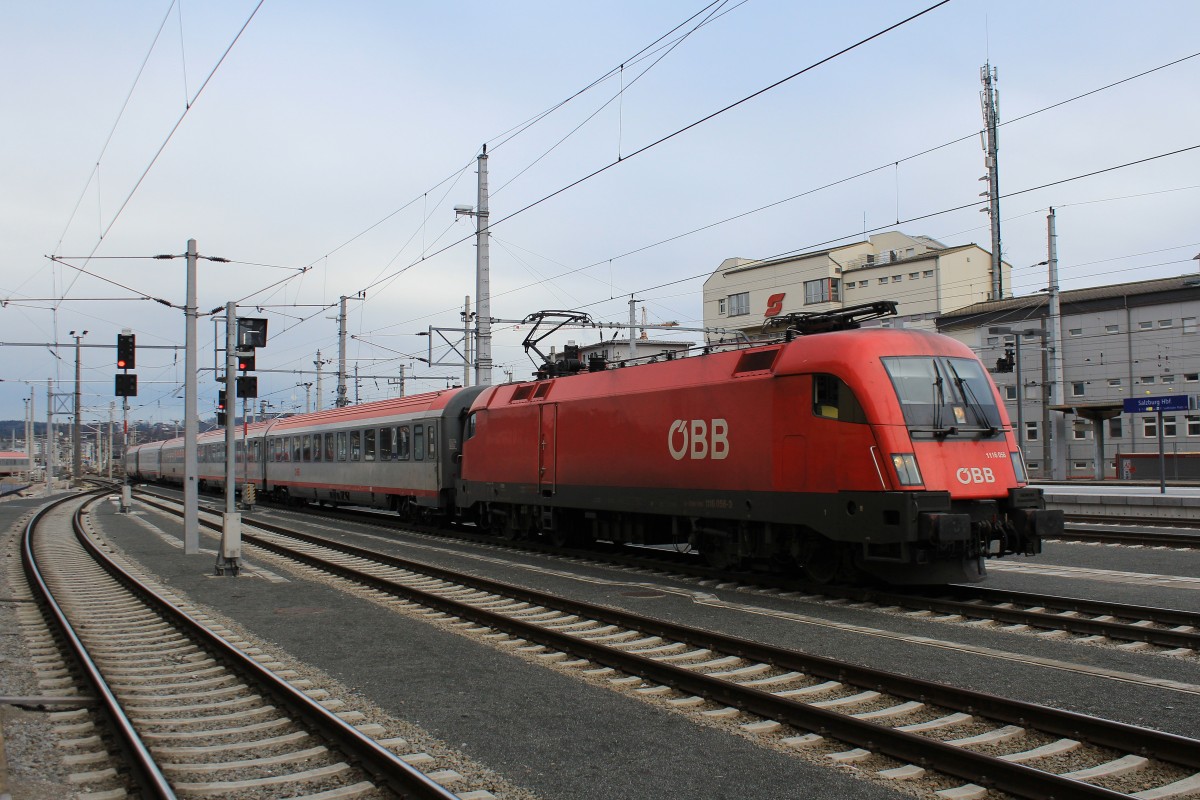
left=840, top=243, right=981, bottom=274
left=938, top=274, right=1200, bottom=328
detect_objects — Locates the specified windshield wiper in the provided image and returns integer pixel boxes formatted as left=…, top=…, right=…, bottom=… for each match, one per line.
left=946, top=361, right=999, bottom=436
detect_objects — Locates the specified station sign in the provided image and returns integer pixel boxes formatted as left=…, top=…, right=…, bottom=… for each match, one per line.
left=1122, top=395, right=1189, bottom=413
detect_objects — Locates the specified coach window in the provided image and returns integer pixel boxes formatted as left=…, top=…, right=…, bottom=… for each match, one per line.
left=379, top=427, right=393, bottom=460
left=312, top=437, right=321, bottom=462
left=364, top=428, right=376, bottom=461
left=350, top=430, right=361, bottom=461
left=268, top=439, right=275, bottom=461
left=812, top=374, right=867, bottom=423
left=414, top=425, right=425, bottom=461
left=292, top=436, right=302, bottom=462
left=302, top=435, right=312, bottom=462
left=324, top=433, right=335, bottom=462
left=398, top=426, right=411, bottom=459
left=337, top=431, right=347, bottom=461
left=427, top=425, right=436, bottom=458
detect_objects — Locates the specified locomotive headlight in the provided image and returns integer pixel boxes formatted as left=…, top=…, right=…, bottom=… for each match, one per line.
left=1011, top=450, right=1028, bottom=483
left=890, top=453, right=923, bottom=486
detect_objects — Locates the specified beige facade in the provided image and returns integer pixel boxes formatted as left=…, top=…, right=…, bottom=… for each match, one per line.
left=702, top=231, right=1008, bottom=338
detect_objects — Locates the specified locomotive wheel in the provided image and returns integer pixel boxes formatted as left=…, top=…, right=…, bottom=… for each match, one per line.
left=801, top=539, right=843, bottom=585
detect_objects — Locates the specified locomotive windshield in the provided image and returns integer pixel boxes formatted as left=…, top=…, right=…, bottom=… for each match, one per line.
left=881, top=356, right=1003, bottom=438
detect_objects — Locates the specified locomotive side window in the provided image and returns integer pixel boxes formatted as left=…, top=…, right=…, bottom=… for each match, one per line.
left=337, top=431, right=347, bottom=461
left=350, top=431, right=361, bottom=461
left=364, top=428, right=376, bottom=461
left=379, top=427, right=394, bottom=460
left=398, top=426, right=411, bottom=459
left=414, top=425, right=425, bottom=461
left=324, top=433, right=335, bottom=462
left=812, top=374, right=867, bottom=423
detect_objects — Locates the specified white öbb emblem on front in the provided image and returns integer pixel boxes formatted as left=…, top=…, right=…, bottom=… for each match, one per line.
left=956, top=466, right=996, bottom=484
left=668, top=419, right=729, bottom=461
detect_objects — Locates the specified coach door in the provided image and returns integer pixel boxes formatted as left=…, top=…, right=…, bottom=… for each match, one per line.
left=538, top=404, right=556, bottom=496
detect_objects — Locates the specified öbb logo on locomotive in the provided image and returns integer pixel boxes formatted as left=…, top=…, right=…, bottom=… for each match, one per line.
left=668, top=418, right=729, bottom=461
left=956, top=466, right=997, bottom=484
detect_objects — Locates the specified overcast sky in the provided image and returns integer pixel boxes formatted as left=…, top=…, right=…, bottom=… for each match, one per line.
left=3, top=0, right=1198, bottom=426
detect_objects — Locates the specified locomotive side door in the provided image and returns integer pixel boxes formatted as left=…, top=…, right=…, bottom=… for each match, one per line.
left=538, top=403, right=556, bottom=496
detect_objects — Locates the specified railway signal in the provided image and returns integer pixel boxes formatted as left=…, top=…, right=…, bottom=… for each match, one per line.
left=217, top=390, right=227, bottom=426
left=116, top=332, right=136, bottom=369
left=114, top=373, right=137, bottom=397
left=237, top=350, right=255, bottom=371
left=115, top=331, right=137, bottom=396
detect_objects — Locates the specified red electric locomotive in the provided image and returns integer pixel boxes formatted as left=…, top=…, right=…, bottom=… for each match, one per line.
left=125, top=303, right=1056, bottom=585
left=456, top=304, right=1056, bottom=584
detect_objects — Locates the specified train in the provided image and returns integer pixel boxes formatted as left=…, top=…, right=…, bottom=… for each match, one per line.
left=124, top=304, right=1058, bottom=584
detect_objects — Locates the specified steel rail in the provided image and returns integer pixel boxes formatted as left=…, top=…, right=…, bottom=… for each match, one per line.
left=140, top=496, right=1199, bottom=800
left=66, top=491, right=460, bottom=800
left=21, top=491, right=178, bottom=799
left=140, top=487, right=1199, bottom=648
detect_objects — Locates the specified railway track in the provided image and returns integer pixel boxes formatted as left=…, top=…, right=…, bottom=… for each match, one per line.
left=19, top=490, right=478, bottom=799
left=137, top=486, right=1200, bottom=656
left=137, top=491, right=1200, bottom=800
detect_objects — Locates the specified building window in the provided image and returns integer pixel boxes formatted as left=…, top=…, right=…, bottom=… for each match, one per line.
left=1184, top=317, right=1197, bottom=334
left=1109, top=417, right=1122, bottom=438
left=909, top=272, right=919, bottom=280
left=986, top=336, right=999, bottom=346
left=1072, top=461, right=1091, bottom=471
left=1143, top=417, right=1157, bottom=437
left=1186, top=373, right=1199, bottom=382
left=1105, top=324, right=1119, bottom=334
left=1069, top=328, right=1082, bottom=337
left=879, top=276, right=889, bottom=285
left=1164, top=416, right=1177, bottom=437
left=906, top=248, right=915, bottom=257
left=1139, top=320, right=1153, bottom=330
left=727, top=292, right=749, bottom=316
left=1159, top=319, right=1173, bottom=328
left=718, top=298, right=726, bottom=315
left=804, top=278, right=840, bottom=305
left=1004, top=385, right=1017, bottom=400
left=1108, top=378, right=1122, bottom=387
left=923, top=270, right=933, bottom=278
left=1073, top=421, right=1089, bottom=440
left=1162, top=374, right=1175, bottom=384
left=1140, top=376, right=1155, bottom=385
left=892, top=275, right=902, bottom=282
left=1071, top=382, right=1085, bottom=397
left=1188, top=416, right=1200, bottom=436
left=1025, top=421, right=1039, bottom=441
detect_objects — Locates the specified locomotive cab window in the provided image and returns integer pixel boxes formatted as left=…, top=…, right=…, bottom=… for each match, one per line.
left=812, top=374, right=867, bottom=423
left=465, top=412, right=477, bottom=440
left=882, top=356, right=1003, bottom=438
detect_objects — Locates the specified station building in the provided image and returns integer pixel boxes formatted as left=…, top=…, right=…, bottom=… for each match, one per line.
left=936, top=275, right=1200, bottom=479
left=702, top=231, right=1009, bottom=337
